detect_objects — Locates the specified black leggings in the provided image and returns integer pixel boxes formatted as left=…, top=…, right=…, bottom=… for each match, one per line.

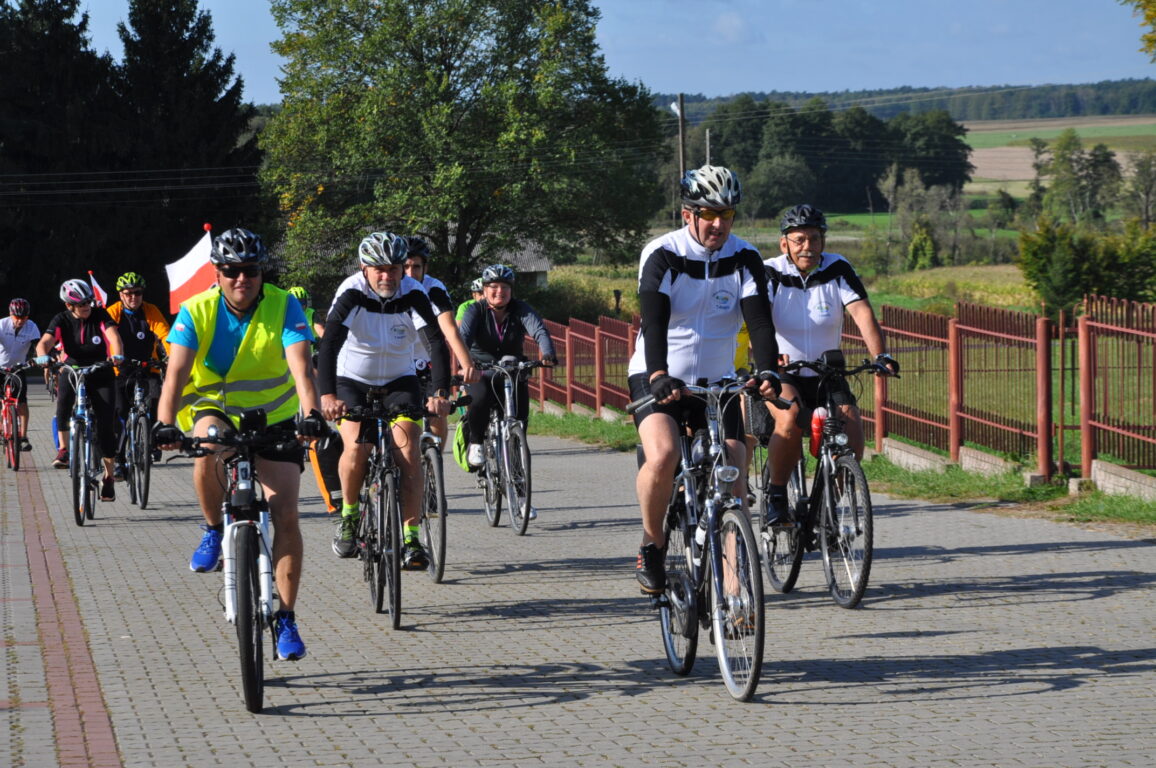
left=466, top=371, right=529, bottom=440
left=56, top=371, right=118, bottom=459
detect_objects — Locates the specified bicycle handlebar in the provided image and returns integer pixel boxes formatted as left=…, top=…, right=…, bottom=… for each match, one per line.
left=626, top=374, right=791, bottom=415
left=781, top=357, right=899, bottom=380
left=178, top=428, right=301, bottom=459
left=477, top=359, right=546, bottom=375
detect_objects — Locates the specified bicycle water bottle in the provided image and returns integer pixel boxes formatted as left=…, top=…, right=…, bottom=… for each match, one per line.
left=693, top=516, right=708, bottom=566
left=810, top=407, right=828, bottom=458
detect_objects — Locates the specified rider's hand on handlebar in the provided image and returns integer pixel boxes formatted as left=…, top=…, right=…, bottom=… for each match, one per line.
left=425, top=395, right=451, bottom=417
left=296, top=409, right=328, bottom=440
left=321, top=393, right=346, bottom=421
left=755, top=369, right=783, bottom=399
left=648, top=373, right=685, bottom=404
left=459, top=363, right=479, bottom=384
left=34, top=355, right=50, bottom=367
left=541, top=355, right=557, bottom=368
left=875, top=353, right=900, bottom=377
left=152, top=422, right=184, bottom=451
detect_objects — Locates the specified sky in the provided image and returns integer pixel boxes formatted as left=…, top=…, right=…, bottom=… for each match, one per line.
left=81, top=0, right=1156, bottom=106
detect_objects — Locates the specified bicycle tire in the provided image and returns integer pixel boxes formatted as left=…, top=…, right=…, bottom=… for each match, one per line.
left=361, top=475, right=383, bottom=614
left=234, top=524, right=265, bottom=713
left=482, top=431, right=502, bottom=526
left=420, top=445, right=447, bottom=583
left=83, top=427, right=97, bottom=520
left=820, top=455, right=874, bottom=609
left=504, top=423, right=532, bottom=535
left=659, top=495, right=698, bottom=676
left=760, top=459, right=805, bottom=594
left=132, top=413, right=152, bottom=509
left=69, top=427, right=84, bottom=526
left=4, top=406, right=19, bottom=471
left=125, top=424, right=138, bottom=506
left=711, top=504, right=765, bottom=702
left=383, top=470, right=402, bottom=629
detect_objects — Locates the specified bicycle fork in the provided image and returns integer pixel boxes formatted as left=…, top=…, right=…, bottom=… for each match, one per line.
left=221, top=514, right=275, bottom=625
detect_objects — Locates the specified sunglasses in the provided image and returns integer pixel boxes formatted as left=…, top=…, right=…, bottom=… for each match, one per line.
left=218, top=265, right=262, bottom=279
left=694, top=207, right=736, bottom=221
left=120, top=289, right=144, bottom=297
left=70, top=300, right=93, bottom=308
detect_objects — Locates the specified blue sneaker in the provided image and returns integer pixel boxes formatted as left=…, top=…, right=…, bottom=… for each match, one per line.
left=275, top=612, right=306, bottom=661
left=189, top=525, right=223, bottom=572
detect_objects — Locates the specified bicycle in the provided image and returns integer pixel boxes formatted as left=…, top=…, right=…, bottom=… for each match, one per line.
left=418, top=386, right=471, bottom=584
left=756, top=350, right=893, bottom=609
left=57, top=360, right=115, bottom=527
left=179, top=409, right=299, bottom=714
left=119, top=359, right=164, bottom=509
left=628, top=376, right=768, bottom=702
left=476, top=357, right=542, bottom=535
left=1, top=363, right=32, bottom=471
left=343, top=395, right=420, bottom=629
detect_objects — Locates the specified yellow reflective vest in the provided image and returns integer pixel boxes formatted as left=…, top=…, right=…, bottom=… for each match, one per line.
left=176, top=285, right=298, bottom=431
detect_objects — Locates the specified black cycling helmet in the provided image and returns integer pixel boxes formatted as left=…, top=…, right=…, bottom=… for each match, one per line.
left=680, top=164, right=742, bottom=208
left=210, top=228, right=268, bottom=265
left=779, top=204, right=827, bottom=234
left=404, top=236, right=431, bottom=263
left=481, top=264, right=515, bottom=285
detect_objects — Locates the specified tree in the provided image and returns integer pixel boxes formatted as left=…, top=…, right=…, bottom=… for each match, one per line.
left=1121, top=1, right=1156, bottom=60
left=0, top=0, right=119, bottom=313
left=745, top=154, right=817, bottom=220
left=1040, top=128, right=1121, bottom=224
left=701, top=93, right=768, bottom=177
left=114, top=0, right=263, bottom=292
left=887, top=110, right=973, bottom=191
left=261, top=0, right=665, bottom=290
left=1124, top=149, right=1156, bottom=226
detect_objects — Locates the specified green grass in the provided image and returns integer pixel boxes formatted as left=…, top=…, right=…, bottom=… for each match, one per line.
left=527, top=407, right=638, bottom=451
left=862, top=455, right=1066, bottom=504
left=966, top=123, right=1156, bottom=149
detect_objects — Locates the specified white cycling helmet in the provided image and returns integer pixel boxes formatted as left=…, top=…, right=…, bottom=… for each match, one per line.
left=359, top=232, right=408, bottom=267
left=680, top=164, right=742, bottom=209
left=60, top=279, right=95, bottom=304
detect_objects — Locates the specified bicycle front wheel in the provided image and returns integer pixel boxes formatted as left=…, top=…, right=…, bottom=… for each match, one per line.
left=711, top=505, right=764, bottom=702
left=760, top=459, right=805, bottom=594
left=420, top=445, right=447, bottom=583
left=3, top=405, right=19, bottom=471
left=482, top=434, right=502, bottom=526
left=361, top=479, right=383, bottom=613
left=659, top=499, right=698, bottom=676
left=69, top=428, right=85, bottom=526
left=820, top=455, right=874, bottom=609
left=83, top=428, right=97, bottom=521
left=132, top=414, right=152, bottom=509
left=504, top=423, right=532, bottom=535
left=383, top=470, right=402, bottom=629
left=234, top=524, right=265, bottom=713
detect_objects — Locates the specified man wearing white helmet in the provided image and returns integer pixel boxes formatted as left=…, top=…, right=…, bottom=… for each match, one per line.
left=626, top=164, right=781, bottom=595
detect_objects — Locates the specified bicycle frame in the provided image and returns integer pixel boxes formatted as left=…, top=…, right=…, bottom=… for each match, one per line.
left=1, top=365, right=28, bottom=469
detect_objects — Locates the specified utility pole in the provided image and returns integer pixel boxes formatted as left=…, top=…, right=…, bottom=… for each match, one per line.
left=705, top=128, right=710, bottom=165
left=676, top=93, right=686, bottom=178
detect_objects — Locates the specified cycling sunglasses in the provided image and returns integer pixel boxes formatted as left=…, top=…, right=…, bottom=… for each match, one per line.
left=218, top=264, right=262, bottom=279
left=693, top=207, right=736, bottom=222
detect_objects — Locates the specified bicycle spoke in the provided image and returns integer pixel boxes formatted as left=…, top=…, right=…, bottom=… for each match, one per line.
left=820, top=456, right=873, bottom=609
left=711, top=506, right=764, bottom=702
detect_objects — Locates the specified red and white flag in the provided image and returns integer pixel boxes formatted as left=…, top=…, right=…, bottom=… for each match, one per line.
left=165, top=225, right=216, bottom=315
left=88, top=271, right=108, bottom=307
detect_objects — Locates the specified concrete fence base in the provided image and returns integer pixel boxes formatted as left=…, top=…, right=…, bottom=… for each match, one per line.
left=1089, top=460, right=1156, bottom=501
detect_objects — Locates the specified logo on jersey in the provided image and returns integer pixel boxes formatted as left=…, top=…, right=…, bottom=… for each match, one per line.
left=390, top=324, right=409, bottom=342
left=813, top=300, right=832, bottom=318
left=711, top=290, right=736, bottom=312
left=91, top=335, right=102, bottom=345
left=136, top=331, right=147, bottom=340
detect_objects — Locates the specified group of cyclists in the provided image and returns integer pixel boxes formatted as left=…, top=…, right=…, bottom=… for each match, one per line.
left=3, top=161, right=899, bottom=671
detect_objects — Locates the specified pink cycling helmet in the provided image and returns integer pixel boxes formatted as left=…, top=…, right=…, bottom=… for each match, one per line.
left=59, top=279, right=95, bottom=305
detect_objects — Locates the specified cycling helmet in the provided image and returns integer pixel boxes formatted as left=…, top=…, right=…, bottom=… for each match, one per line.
left=116, top=271, right=146, bottom=291
left=60, top=279, right=95, bottom=305
left=680, top=164, right=742, bottom=209
left=358, top=232, right=408, bottom=267
left=210, top=227, right=268, bottom=265
left=470, top=278, right=484, bottom=293
left=8, top=298, right=30, bottom=317
left=779, top=204, right=828, bottom=233
left=481, top=264, right=515, bottom=285
left=287, top=286, right=310, bottom=308
left=404, top=236, right=431, bottom=263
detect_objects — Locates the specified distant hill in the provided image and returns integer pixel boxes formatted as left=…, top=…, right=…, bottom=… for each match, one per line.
left=654, top=79, right=1156, bottom=124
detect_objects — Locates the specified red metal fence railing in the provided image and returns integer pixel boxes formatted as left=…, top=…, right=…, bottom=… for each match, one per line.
left=511, top=295, right=1155, bottom=478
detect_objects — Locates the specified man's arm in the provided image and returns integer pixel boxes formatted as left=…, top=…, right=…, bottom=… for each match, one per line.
left=156, top=342, right=195, bottom=427
left=846, top=299, right=886, bottom=358
left=284, top=339, right=321, bottom=416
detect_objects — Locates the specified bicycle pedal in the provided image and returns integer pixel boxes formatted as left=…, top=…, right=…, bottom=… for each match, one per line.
left=647, top=593, right=668, bottom=609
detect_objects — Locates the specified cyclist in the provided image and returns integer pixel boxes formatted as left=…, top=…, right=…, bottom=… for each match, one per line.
left=762, top=204, right=898, bottom=524
left=0, top=298, right=41, bottom=452
left=106, top=271, right=171, bottom=474
left=627, top=164, right=781, bottom=595
left=34, top=280, right=125, bottom=502
left=454, top=277, right=485, bottom=324
left=153, top=227, right=324, bottom=661
left=457, top=264, right=557, bottom=504
left=288, top=286, right=325, bottom=341
left=318, top=232, right=460, bottom=569
left=403, top=235, right=477, bottom=452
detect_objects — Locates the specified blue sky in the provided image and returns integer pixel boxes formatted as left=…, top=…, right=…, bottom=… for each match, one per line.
left=81, top=0, right=1156, bottom=105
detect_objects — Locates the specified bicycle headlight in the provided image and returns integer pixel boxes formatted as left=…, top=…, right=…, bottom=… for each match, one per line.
left=834, top=433, right=849, bottom=446
left=715, top=465, right=740, bottom=484
left=207, top=425, right=220, bottom=441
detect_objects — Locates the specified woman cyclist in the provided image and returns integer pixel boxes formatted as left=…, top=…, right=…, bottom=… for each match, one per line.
left=35, top=279, right=124, bottom=500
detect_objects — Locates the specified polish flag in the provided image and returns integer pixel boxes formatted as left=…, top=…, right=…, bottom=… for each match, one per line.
left=165, top=224, right=216, bottom=315
left=88, top=271, right=108, bottom=307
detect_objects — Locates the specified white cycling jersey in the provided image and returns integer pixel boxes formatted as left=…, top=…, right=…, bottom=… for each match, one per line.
left=0, top=317, right=41, bottom=369
left=628, top=226, right=765, bottom=383
left=764, top=251, right=868, bottom=374
left=321, top=272, right=439, bottom=388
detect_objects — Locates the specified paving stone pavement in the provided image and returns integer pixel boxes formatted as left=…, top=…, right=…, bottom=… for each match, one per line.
left=2, top=388, right=1155, bottom=767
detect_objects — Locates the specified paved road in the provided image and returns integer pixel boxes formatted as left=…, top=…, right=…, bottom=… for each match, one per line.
left=2, top=389, right=1155, bottom=767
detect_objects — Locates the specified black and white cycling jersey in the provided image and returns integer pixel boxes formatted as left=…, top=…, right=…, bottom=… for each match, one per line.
left=628, top=226, right=776, bottom=383
left=317, top=272, right=448, bottom=393
left=764, top=252, right=869, bottom=373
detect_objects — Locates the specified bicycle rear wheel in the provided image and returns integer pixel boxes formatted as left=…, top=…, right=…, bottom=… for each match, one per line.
left=820, top=455, right=874, bottom=609
left=132, top=413, right=152, bottom=509
left=482, top=431, right=502, bottom=526
left=711, top=505, right=764, bottom=702
left=383, top=471, right=402, bottom=629
left=234, top=524, right=265, bottom=713
left=760, top=459, right=805, bottom=593
left=504, top=423, right=532, bottom=535
left=419, top=445, right=447, bottom=583
left=69, top=428, right=85, bottom=526
left=659, top=497, right=698, bottom=676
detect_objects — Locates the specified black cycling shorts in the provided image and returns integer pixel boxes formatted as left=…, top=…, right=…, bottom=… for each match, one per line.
left=191, top=412, right=304, bottom=470
left=781, top=372, right=857, bottom=411
left=335, top=375, right=422, bottom=415
left=627, top=373, right=744, bottom=442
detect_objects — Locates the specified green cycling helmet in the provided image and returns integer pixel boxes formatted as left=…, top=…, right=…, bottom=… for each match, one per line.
left=287, top=285, right=310, bottom=308
left=116, top=271, right=146, bottom=291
